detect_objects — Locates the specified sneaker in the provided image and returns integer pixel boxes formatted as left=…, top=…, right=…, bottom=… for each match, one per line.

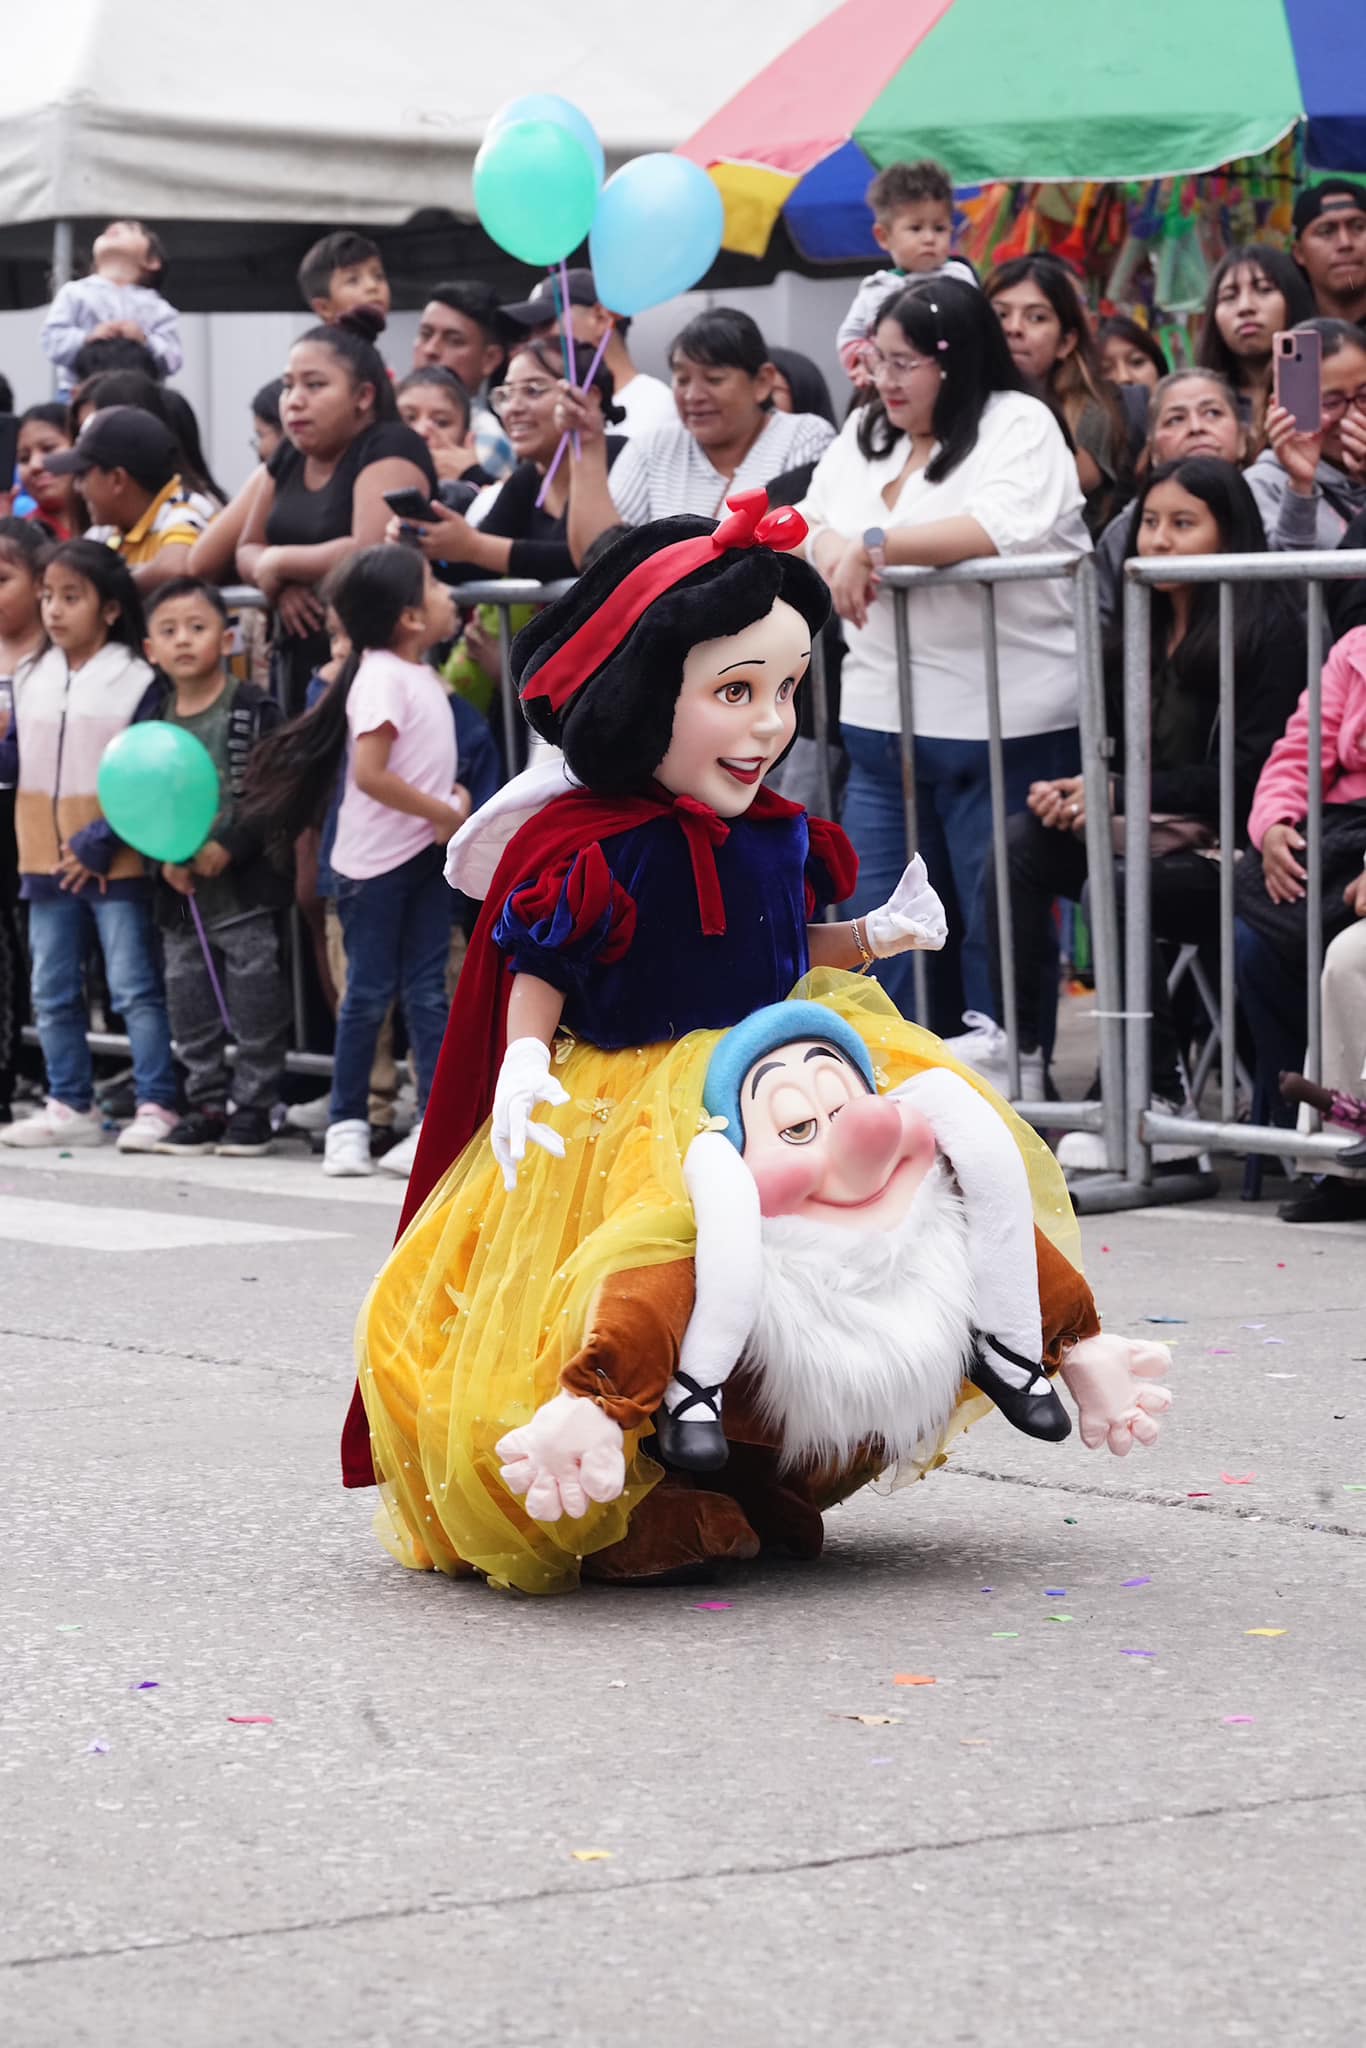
left=1056, top=1097, right=1200, bottom=1172
left=217, top=1106, right=275, bottom=1158
left=0, top=1098, right=105, bottom=1149
left=940, top=1011, right=1045, bottom=1099
left=1277, top=1176, right=1366, bottom=1224
left=323, top=1118, right=375, bottom=1177
left=117, top=1102, right=182, bottom=1153
left=284, top=1091, right=331, bottom=1134
left=153, top=1108, right=227, bottom=1155
left=376, top=1120, right=422, bottom=1178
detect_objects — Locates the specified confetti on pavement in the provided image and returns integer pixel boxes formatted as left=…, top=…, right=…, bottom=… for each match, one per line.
left=893, top=1674, right=937, bottom=1686
left=570, top=1850, right=613, bottom=1863
left=1121, top=1650, right=1156, bottom=1659
left=1122, top=1577, right=1151, bottom=1588
left=692, top=1601, right=732, bottom=1612
left=226, top=1715, right=275, bottom=1725
left=1246, top=1628, right=1287, bottom=1637
left=1220, top=1473, right=1256, bottom=1485
left=1222, top=1716, right=1256, bottom=1726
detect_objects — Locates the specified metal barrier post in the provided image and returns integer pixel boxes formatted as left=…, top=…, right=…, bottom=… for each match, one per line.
left=979, top=584, right=1019, bottom=1099
left=806, top=634, right=835, bottom=825
left=1074, top=553, right=1126, bottom=1173
left=1217, top=582, right=1237, bottom=1125
left=1122, top=575, right=1154, bottom=1186
left=495, top=603, right=522, bottom=777
left=1305, top=582, right=1325, bottom=1093
left=891, top=587, right=930, bottom=1024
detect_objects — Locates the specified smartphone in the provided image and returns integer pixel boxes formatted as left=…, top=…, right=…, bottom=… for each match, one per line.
left=1274, top=329, right=1322, bottom=435
left=0, top=414, right=19, bottom=489
left=383, top=486, right=439, bottom=523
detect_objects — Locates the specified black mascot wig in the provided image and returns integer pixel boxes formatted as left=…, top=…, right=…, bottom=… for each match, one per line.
left=510, top=492, right=831, bottom=795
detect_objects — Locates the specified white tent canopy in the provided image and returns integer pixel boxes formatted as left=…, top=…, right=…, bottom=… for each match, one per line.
left=1, top=2, right=840, bottom=227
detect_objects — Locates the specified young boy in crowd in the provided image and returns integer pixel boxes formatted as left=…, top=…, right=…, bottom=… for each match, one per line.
left=298, top=232, right=392, bottom=325
left=836, top=159, right=978, bottom=385
left=46, top=407, right=207, bottom=593
left=145, top=579, right=293, bottom=1158
left=41, top=221, right=183, bottom=394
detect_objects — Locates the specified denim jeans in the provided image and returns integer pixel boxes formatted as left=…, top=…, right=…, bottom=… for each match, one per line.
left=28, top=891, right=177, bottom=1112
left=840, top=723, right=1080, bottom=1037
left=330, top=844, right=453, bottom=1125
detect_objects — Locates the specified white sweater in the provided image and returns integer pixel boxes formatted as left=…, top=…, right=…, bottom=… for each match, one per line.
left=799, top=392, right=1089, bottom=741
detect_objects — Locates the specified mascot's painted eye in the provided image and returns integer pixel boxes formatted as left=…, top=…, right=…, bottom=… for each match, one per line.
left=779, top=1118, right=819, bottom=1146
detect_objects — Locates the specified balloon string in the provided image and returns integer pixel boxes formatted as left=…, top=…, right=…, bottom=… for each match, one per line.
left=188, top=892, right=235, bottom=1038
left=556, top=260, right=581, bottom=462
left=535, top=321, right=614, bottom=509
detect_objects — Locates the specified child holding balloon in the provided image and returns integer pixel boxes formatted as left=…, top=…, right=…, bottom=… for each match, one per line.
left=144, top=578, right=293, bottom=1158
left=0, top=540, right=178, bottom=1153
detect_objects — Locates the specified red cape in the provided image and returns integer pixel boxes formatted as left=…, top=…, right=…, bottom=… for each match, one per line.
left=340, top=785, right=855, bottom=1487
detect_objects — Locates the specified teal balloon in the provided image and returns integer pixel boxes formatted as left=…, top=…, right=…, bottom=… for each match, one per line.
left=589, top=155, right=724, bottom=316
left=97, top=722, right=221, bottom=863
left=473, top=120, right=599, bottom=267
left=486, top=94, right=604, bottom=188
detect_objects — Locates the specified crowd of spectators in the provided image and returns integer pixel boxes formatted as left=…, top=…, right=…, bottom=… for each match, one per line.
left=2, top=175, right=1364, bottom=1217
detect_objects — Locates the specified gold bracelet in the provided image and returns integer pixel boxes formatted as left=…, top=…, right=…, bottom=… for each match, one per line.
left=850, top=916, right=875, bottom=972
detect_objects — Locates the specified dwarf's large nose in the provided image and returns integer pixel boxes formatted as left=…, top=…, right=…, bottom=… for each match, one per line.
left=828, top=1094, right=904, bottom=1198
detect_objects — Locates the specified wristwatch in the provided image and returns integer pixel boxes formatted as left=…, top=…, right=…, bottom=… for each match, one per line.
left=863, top=524, right=887, bottom=573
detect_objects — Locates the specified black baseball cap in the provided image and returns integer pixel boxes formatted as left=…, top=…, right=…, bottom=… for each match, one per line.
left=1293, top=178, right=1366, bottom=235
left=47, top=406, right=180, bottom=491
left=501, top=268, right=600, bottom=330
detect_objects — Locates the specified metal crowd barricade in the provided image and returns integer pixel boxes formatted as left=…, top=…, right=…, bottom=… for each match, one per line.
left=442, top=577, right=576, bottom=775
left=1122, top=547, right=1366, bottom=1194
left=880, top=554, right=1128, bottom=1186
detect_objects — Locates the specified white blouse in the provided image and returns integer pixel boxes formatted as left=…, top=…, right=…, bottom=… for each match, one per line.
left=609, top=409, right=836, bottom=524
left=799, top=391, right=1089, bottom=741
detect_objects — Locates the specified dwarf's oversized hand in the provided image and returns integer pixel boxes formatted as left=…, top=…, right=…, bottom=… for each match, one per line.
left=1060, top=1334, right=1172, bottom=1456
left=864, top=855, right=949, bottom=956
left=496, top=1391, right=626, bottom=1520
left=491, top=1037, right=569, bottom=1191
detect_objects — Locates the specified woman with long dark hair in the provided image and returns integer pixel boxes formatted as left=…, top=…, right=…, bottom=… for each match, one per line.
left=800, top=275, right=1089, bottom=1035
left=987, top=253, right=1134, bottom=532
left=1196, top=244, right=1317, bottom=437
left=965, top=458, right=1305, bottom=1133
left=391, top=339, right=625, bottom=583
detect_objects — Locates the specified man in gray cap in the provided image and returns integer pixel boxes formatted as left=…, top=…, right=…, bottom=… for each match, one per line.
left=501, top=268, right=676, bottom=440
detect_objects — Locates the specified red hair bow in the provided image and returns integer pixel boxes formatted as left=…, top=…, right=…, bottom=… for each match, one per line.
left=523, top=490, right=810, bottom=715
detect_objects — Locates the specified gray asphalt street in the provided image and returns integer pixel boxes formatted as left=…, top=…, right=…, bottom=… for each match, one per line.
left=3, top=1136, right=1365, bottom=2046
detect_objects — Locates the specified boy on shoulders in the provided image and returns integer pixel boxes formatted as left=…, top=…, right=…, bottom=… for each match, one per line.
left=836, top=159, right=978, bottom=388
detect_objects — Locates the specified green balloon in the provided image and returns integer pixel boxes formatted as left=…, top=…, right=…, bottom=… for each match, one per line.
left=473, top=118, right=599, bottom=267
left=97, top=722, right=221, bottom=864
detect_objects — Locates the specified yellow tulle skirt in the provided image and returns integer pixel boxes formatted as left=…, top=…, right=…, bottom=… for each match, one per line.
left=356, top=970, right=1082, bottom=1596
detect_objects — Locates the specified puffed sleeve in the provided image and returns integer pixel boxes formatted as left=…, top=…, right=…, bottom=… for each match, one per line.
left=804, top=815, right=859, bottom=917
left=493, top=843, right=638, bottom=990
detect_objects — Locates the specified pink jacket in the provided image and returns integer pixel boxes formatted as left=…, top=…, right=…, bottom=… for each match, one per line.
left=1249, top=627, right=1366, bottom=850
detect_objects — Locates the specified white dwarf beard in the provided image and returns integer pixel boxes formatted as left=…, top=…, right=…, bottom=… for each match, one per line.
left=746, top=1159, right=977, bottom=1473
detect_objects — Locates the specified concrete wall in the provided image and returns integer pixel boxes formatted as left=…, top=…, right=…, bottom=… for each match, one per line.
left=0, top=272, right=858, bottom=499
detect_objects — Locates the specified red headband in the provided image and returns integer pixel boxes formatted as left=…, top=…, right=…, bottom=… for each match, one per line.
left=521, top=488, right=809, bottom=715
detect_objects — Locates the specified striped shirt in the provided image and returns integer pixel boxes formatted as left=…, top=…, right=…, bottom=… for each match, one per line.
left=608, top=411, right=836, bottom=525
left=86, top=475, right=208, bottom=567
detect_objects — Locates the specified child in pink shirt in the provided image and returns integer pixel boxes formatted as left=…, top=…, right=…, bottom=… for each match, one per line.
left=243, top=547, right=468, bottom=1177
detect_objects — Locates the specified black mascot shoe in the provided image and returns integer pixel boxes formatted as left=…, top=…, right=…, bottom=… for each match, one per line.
left=651, top=1373, right=729, bottom=1472
left=970, top=1335, right=1072, bottom=1442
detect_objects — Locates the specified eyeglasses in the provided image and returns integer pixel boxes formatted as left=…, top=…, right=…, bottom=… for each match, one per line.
left=488, top=380, right=556, bottom=418
left=865, top=346, right=939, bottom=383
left=1319, top=386, right=1366, bottom=420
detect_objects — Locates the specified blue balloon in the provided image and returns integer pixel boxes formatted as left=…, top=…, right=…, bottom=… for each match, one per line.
left=590, top=155, right=725, bottom=316
left=487, top=93, right=604, bottom=188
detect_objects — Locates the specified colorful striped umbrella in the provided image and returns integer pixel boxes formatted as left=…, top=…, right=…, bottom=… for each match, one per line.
left=682, top=0, right=1366, bottom=259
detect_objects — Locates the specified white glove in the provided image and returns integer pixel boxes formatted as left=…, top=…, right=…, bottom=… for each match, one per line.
left=863, top=855, right=948, bottom=957
left=496, top=1391, right=627, bottom=1520
left=491, top=1036, right=570, bottom=1191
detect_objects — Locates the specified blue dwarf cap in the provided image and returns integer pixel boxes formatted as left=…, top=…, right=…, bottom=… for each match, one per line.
left=702, top=1001, right=876, bottom=1152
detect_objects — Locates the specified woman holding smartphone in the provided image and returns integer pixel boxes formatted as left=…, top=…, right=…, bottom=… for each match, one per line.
left=1248, top=317, right=1366, bottom=551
